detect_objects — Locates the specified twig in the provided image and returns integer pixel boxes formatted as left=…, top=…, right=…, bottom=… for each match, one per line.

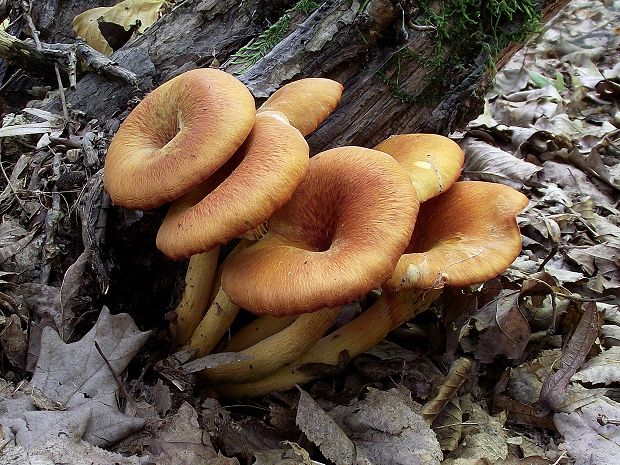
left=22, top=0, right=41, bottom=48
left=54, top=63, right=70, bottom=122
left=0, top=140, right=28, bottom=212
left=39, top=148, right=62, bottom=284
left=75, top=43, right=138, bottom=87
left=94, top=341, right=133, bottom=408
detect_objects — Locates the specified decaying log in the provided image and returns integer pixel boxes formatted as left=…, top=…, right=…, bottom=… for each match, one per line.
left=52, top=0, right=568, bottom=150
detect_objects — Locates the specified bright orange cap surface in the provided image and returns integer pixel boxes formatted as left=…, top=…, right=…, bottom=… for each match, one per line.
left=258, top=78, right=343, bottom=136
left=222, top=147, right=419, bottom=316
left=374, top=134, right=464, bottom=202
left=104, top=69, right=256, bottom=209
left=156, top=112, right=310, bottom=259
left=387, top=181, right=528, bottom=290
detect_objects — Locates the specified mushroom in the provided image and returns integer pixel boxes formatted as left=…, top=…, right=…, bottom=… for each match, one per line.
left=103, top=68, right=256, bottom=210
left=225, top=133, right=464, bottom=350
left=162, top=110, right=310, bottom=346
left=195, top=146, right=419, bottom=383
left=257, top=78, right=344, bottom=136
left=179, top=78, right=344, bottom=353
left=374, top=133, right=464, bottom=202
left=215, top=181, right=528, bottom=397
left=103, top=69, right=257, bottom=345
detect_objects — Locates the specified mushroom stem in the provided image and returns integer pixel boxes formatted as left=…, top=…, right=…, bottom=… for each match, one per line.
left=224, top=314, right=296, bottom=352
left=200, top=306, right=340, bottom=383
left=188, top=288, right=240, bottom=358
left=186, top=239, right=252, bottom=355
left=170, top=247, right=219, bottom=346
left=215, top=288, right=442, bottom=398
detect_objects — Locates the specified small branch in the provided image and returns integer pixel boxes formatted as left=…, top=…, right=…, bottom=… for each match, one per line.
left=94, top=341, right=132, bottom=407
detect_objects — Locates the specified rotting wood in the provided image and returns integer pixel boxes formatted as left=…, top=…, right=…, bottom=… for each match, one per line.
left=43, top=0, right=569, bottom=148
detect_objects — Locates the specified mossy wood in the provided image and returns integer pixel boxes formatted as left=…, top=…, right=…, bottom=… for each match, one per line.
left=36, top=0, right=569, bottom=153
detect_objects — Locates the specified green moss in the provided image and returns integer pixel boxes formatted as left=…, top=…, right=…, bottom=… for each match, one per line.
left=377, top=0, right=541, bottom=103
left=419, top=0, right=541, bottom=67
left=229, top=0, right=322, bottom=72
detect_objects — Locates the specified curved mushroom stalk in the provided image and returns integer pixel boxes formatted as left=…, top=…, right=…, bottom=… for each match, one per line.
left=170, top=248, right=219, bottom=346
left=215, top=288, right=441, bottom=398
left=200, top=306, right=341, bottom=383
left=225, top=314, right=296, bottom=353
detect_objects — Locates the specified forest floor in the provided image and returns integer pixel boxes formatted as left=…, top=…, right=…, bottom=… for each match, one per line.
left=0, top=0, right=619, bottom=464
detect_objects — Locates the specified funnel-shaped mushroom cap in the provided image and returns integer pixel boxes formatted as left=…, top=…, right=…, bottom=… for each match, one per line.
left=222, top=147, right=419, bottom=316
left=257, top=78, right=343, bottom=136
left=104, top=69, right=256, bottom=209
left=156, top=112, right=310, bottom=259
left=387, top=181, right=528, bottom=290
left=374, top=134, right=464, bottom=202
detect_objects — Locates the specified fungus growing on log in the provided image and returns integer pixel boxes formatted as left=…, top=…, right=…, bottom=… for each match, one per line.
left=180, top=77, right=344, bottom=354
left=103, top=68, right=256, bottom=210
left=215, top=180, right=528, bottom=397
left=197, top=147, right=418, bottom=383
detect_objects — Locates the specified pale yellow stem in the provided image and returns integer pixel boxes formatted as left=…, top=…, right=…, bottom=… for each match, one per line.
left=216, top=288, right=442, bottom=398
left=208, top=239, right=252, bottom=306
left=188, top=289, right=240, bottom=358
left=170, top=248, right=219, bottom=346
left=200, top=307, right=340, bottom=384
left=224, top=314, right=296, bottom=352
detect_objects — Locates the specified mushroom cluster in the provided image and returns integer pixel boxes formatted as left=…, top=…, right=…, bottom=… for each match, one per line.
left=104, top=69, right=528, bottom=398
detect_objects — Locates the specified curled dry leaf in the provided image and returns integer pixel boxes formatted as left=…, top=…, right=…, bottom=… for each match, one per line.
left=540, top=302, right=604, bottom=411
left=460, top=273, right=562, bottom=364
left=0, top=314, right=27, bottom=370
left=421, top=357, right=473, bottom=422
left=431, top=397, right=463, bottom=453
left=443, top=398, right=508, bottom=464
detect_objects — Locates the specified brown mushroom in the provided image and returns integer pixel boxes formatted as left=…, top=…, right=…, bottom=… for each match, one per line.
left=179, top=78, right=344, bottom=352
left=195, top=146, right=418, bottom=382
left=103, top=68, right=256, bottom=209
left=216, top=181, right=528, bottom=397
left=257, top=78, right=344, bottom=137
left=374, top=133, right=464, bottom=202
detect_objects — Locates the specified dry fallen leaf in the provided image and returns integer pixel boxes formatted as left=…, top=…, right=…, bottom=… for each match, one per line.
left=461, top=137, right=542, bottom=189
left=147, top=401, right=238, bottom=465
left=329, top=388, right=443, bottom=465
left=572, top=346, right=620, bottom=385
left=73, top=0, right=168, bottom=55
left=296, top=389, right=362, bottom=465
left=554, top=396, right=620, bottom=465
left=460, top=290, right=530, bottom=363
left=540, top=302, right=604, bottom=411
left=2, top=307, right=153, bottom=447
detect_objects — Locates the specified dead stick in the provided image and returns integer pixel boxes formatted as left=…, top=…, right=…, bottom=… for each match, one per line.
left=94, top=341, right=132, bottom=407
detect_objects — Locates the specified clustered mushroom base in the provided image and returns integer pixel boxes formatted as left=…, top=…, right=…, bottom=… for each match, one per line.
left=103, top=70, right=528, bottom=399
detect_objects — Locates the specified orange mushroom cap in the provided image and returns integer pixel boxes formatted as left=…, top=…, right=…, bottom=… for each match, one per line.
left=257, top=78, right=343, bottom=136
left=221, top=147, right=419, bottom=316
left=156, top=112, right=310, bottom=259
left=374, top=134, right=464, bottom=202
left=104, top=69, right=256, bottom=209
left=387, top=181, right=529, bottom=290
